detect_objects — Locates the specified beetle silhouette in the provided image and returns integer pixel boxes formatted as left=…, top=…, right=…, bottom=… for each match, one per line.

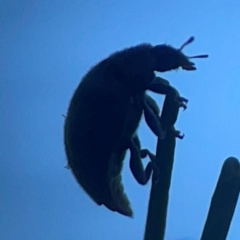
left=64, top=37, right=208, bottom=217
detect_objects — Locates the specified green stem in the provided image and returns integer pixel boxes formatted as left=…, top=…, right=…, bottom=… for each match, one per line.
left=144, top=88, right=181, bottom=240
left=201, top=157, right=240, bottom=240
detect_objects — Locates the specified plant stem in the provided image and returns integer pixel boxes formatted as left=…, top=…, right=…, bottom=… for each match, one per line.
left=144, top=88, right=181, bottom=240
left=201, top=157, right=240, bottom=240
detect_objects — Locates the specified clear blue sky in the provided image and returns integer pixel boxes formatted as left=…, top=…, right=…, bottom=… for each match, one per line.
left=1, top=1, right=240, bottom=239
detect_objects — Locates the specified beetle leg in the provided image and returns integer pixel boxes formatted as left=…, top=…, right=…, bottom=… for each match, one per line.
left=128, top=136, right=153, bottom=185
left=140, top=149, right=160, bottom=183
left=148, top=76, right=173, bottom=95
left=142, top=96, right=166, bottom=139
left=148, top=76, right=188, bottom=111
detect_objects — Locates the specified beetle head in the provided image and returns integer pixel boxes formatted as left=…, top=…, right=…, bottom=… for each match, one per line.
left=152, top=36, right=208, bottom=72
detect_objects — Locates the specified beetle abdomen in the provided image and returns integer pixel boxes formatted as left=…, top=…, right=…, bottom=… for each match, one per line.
left=64, top=64, right=137, bottom=216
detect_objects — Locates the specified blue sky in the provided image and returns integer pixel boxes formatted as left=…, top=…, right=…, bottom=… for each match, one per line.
left=1, top=1, right=240, bottom=239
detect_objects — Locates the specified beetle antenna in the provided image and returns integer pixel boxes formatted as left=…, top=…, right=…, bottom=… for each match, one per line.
left=179, top=36, right=195, bottom=51
left=179, top=36, right=209, bottom=59
left=189, top=54, right=209, bottom=59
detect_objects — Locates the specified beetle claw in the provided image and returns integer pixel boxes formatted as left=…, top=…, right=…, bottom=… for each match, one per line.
left=174, top=96, right=188, bottom=110
left=179, top=102, right=187, bottom=111
left=175, top=130, right=185, bottom=139
left=178, top=96, right=189, bottom=103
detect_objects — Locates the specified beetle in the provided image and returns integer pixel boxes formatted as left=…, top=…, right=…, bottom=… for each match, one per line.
left=64, top=36, right=208, bottom=217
